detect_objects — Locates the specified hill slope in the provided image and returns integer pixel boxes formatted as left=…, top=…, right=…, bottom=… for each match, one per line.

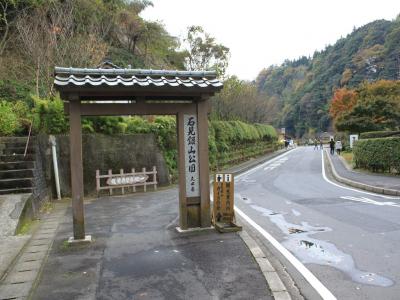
left=256, top=16, right=400, bottom=137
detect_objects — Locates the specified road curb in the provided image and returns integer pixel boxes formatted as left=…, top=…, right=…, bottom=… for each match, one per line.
left=239, top=231, right=292, bottom=300
left=227, top=149, right=294, bottom=300
left=324, top=149, right=400, bottom=196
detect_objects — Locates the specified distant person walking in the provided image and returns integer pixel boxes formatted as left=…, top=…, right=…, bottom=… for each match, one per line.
left=320, top=140, right=323, bottom=150
left=335, top=140, right=343, bottom=155
left=329, top=138, right=335, bottom=155
left=314, top=139, right=318, bottom=150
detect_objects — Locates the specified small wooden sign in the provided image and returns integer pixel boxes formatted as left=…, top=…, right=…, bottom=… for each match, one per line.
left=212, top=173, right=242, bottom=233
left=106, top=174, right=148, bottom=186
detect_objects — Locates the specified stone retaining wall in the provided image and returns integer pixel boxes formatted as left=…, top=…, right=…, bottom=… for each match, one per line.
left=36, top=133, right=170, bottom=197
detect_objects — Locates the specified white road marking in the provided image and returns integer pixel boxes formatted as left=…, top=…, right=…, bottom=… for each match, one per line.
left=340, top=196, right=400, bottom=207
left=264, top=166, right=276, bottom=170
left=236, top=149, right=295, bottom=180
left=235, top=206, right=337, bottom=300
left=235, top=149, right=337, bottom=300
left=321, top=150, right=400, bottom=200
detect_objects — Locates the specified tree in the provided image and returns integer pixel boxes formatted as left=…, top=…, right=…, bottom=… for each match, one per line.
left=334, top=80, right=400, bottom=133
left=184, top=25, right=230, bottom=77
left=329, top=88, right=358, bottom=121
left=15, top=1, right=108, bottom=96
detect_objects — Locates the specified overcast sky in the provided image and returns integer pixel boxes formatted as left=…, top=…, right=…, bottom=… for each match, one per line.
left=141, top=0, right=400, bottom=80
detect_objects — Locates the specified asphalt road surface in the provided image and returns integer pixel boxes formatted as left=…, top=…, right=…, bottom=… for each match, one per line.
left=234, top=146, right=400, bottom=300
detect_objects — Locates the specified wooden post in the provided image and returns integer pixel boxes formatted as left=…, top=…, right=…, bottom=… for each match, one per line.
left=69, top=99, right=85, bottom=240
left=197, top=98, right=211, bottom=227
left=153, top=166, right=157, bottom=190
left=142, top=167, right=146, bottom=192
left=108, top=169, right=113, bottom=196
left=131, top=168, right=136, bottom=192
left=177, top=112, right=188, bottom=229
left=96, top=170, right=100, bottom=197
left=120, top=169, right=124, bottom=195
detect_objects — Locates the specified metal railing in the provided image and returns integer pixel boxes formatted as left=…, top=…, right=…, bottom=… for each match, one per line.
left=23, top=121, right=33, bottom=158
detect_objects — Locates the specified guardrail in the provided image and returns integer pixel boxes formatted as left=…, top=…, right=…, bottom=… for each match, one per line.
left=96, top=166, right=157, bottom=196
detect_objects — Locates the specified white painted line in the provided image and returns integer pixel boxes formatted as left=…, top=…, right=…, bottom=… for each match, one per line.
left=237, top=149, right=295, bottom=180
left=340, top=196, right=400, bottom=208
left=321, top=151, right=399, bottom=200
left=235, top=206, right=336, bottom=300
left=264, top=166, right=276, bottom=171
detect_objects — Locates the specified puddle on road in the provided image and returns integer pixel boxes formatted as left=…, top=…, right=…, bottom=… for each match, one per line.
left=291, top=209, right=301, bottom=216
left=249, top=203, right=393, bottom=287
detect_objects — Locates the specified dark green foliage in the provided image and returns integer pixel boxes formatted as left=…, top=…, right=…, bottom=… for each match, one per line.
left=353, top=137, right=400, bottom=173
left=32, top=96, right=68, bottom=134
left=360, top=130, right=400, bottom=139
left=0, top=79, right=33, bottom=104
left=208, top=121, right=277, bottom=170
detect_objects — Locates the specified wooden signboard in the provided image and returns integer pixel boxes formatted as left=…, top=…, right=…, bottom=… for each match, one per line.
left=212, top=173, right=242, bottom=233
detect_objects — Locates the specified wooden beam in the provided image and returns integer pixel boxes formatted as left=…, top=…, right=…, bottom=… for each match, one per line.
left=58, top=86, right=220, bottom=100
left=64, top=102, right=196, bottom=116
left=197, top=99, right=211, bottom=227
left=69, top=99, right=85, bottom=240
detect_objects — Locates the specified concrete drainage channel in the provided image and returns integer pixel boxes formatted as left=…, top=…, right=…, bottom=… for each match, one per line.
left=0, top=203, right=67, bottom=300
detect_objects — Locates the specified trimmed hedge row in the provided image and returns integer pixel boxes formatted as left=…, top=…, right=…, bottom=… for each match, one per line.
left=360, top=130, right=400, bottom=139
left=353, top=137, right=400, bottom=173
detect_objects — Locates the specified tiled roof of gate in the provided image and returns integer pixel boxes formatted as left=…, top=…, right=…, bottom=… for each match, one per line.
left=54, top=67, right=223, bottom=88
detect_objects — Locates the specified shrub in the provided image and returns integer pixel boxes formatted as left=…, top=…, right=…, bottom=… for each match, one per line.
left=360, top=130, right=400, bottom=139
left=125, top=116, right=152, bottom=133
left=353, top=137, right=400, bottom=173
left=32, top=95, right=68, bottom=134
left=0, top=101, right=19, bottom=135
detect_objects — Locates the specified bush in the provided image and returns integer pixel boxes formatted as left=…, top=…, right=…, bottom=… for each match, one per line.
left=33, top=95, right=68, bottom=134
left=353, top=137, right=400, bottom=173
left=0, top=101, right=19, bottom=135
left=360, top=130, right=400, bottom=139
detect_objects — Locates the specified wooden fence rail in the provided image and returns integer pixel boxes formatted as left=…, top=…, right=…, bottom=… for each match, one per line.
left=96, top=166, right=157, bottom=196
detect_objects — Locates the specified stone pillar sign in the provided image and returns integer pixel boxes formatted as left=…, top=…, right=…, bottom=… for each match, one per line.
left=184, top=114, right=200, bottom=197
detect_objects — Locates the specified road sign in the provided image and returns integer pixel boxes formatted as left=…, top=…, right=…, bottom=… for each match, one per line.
left=212, top=173, right=242, bottom=233
left=349, top=134, right=359, bottom=148
left=106, top=175, right=148, bottom=186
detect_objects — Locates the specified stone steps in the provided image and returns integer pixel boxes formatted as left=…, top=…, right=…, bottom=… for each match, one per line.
left=0, top=178, right=33, bottom=190
left=0, top=161, right=35, bottom=171
left=0, top=169, right=34, bottom=180
left=0, top=187, right=33, bottom=195
left=1, top=147, right=35, bottom=155
left=0, top=154, right=35, bottom=162
left=0, top=137, right=36, bottom=195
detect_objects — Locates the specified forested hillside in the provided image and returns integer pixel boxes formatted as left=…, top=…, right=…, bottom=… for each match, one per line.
left=256, top=16, right=400, bottom=137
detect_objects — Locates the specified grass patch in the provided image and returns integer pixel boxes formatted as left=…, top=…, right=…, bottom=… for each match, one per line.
left=17, top=218, right=39, bottom=235
left=40, top=201, right=54, bottom=214
left=341, top=151, right=353, bottom=166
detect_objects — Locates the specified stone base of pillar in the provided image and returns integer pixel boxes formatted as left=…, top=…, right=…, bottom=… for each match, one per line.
left=67, top=235, right=92, bottom=244
left=175, top=226, right=214, bottom=233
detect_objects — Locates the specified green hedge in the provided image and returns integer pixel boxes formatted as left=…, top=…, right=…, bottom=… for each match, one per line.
left=353, top=137, right=400, bottom=173
left=360, top=130, right=400, bottom=139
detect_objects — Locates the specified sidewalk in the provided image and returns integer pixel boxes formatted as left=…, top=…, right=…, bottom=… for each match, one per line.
left=0, top=194, right=32, bottom=281
left=31, top=189, right=274, bottom=300
left=0, top=148, right=295, bottom=300
left=325, top=150, right=400, bottom=196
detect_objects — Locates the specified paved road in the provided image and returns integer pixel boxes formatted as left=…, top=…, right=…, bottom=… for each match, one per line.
left=234, top=146, right=400, bottom=300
